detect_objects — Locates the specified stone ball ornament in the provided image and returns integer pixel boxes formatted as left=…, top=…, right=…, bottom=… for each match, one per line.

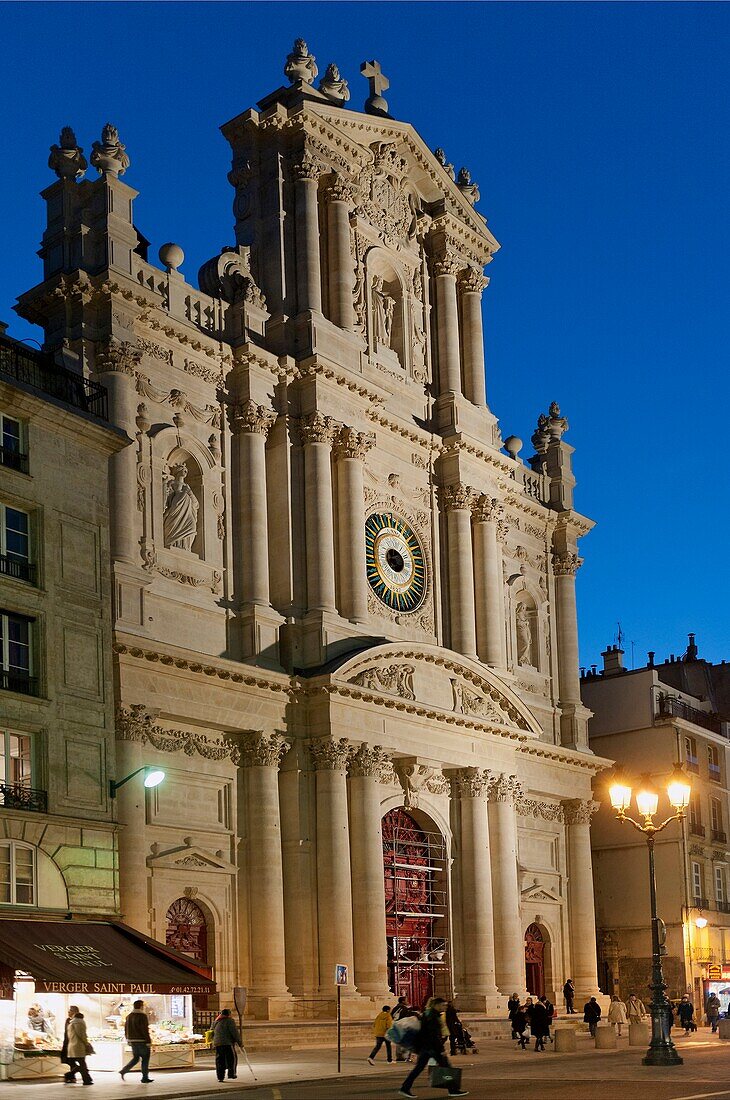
left=159, top=243, right=184, bottom=272
left=504, top=435, right=523, bottom=460
left=365, top=513, right=426, bottom=613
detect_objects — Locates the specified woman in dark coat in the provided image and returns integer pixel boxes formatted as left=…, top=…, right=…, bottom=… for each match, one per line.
left=513, top=1004, right=528, bottom=1049
left=528, top=998, right=550, bottom=1052
left=507, top=994, right=521, bottom=1039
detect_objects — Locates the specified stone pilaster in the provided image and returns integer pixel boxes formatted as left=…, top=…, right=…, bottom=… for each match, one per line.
left=563, top=798, right=600, bottom=1000
left=442, top=484, right=477, bottom=659
left=347, top=744, right=391, bottom=997
left=310, top=738, right=357, bottom=996
left=471, top=494, right=506, bottom=669
left=433, top=256, right=462, bottom=395
left=241, top=733, right=293, bottom=1017
left=293, top=149, right=325, bottom=314
left=300, top=412, right=339, bottom=613
left=451, top=768, right=499, bottom=1007
left=458, top=267, right=489, bottom=406
left=96, top=344, right=142, bottom=566
left=227, top=400, right=277, bottom=607
left=326, top=174, right=357, bottom=331
left=333, top=427, right=375, bottom=622
left=488, top=774, right=527, bottom=995
left=552, top=548, right=588, bottom=748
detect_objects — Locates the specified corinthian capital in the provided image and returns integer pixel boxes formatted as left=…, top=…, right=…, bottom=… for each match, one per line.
left=552, top=551, right=583, bottom=577
left=333, top=425, right=376, bottom=461
left=458, top=267, right=490, bottom=295
left=348, top=743, right=390, bottom=778
left=440, top=483, right=474, bottom=513
left=310, top=737, right=352, bottom=771
left=326, top=171, right=358, bottom=205
left=293, top=147, right=326, bottom=182
left=471, top=493, right=502, bottom=524
left=241, top=731, right=291, bottom=768
left=563, top=798, right=600, bottom=825
left=489, top=773, right=525, bottom=804
left=432, top=255, right=462, bottom=279
left=226, top=399, right=277, bottom=436
left=94, top=339, right=142, bottom=377
left=299, top=411, right=340, bottom=447
left=450, top=767, right=492, bottom=799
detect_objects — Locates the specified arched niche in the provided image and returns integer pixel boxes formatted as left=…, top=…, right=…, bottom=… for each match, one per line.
left=506, top=574, right=546, bottom=674
left=163, top=446, right=204, bottom=558
left=148, top=427, right=219, bottom=566
left=366, top=248, right=408, bottom=371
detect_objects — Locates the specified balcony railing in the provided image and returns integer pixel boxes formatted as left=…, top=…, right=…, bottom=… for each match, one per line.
left=656, top=692, right=722, bottom=734
left=689, top=823, right=706, bottom=837
left=0, top=783, right=47, bottom=814
left=712, top=829, right=727, bottom=844
left=716, top=900, right=730, bottom=914
left=0, top=444, right=29, bottom=474
left=710, top=763, right=722, bottom=783
left=0, top=554, right=36, bottom=585
left=687, top=757, right=700, bottom=775
left=0, top=335, right=108, bottom=421
left=0, top=670, right=38, bottom=696
left=693, top=896, right=710, bottom=910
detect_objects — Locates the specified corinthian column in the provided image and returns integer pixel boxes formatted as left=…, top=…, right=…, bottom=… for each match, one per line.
left=300, top=412, right=339, bottom=613
left=333, top=427, right=375, bottom=622
left=458, top=268, right=489, bottom=406
left=294, top=149, right=324, bottom=314
left=471, top=494, right=506, bottom=669
left=433, top=256, right=462, bottom=395
left=442, top=484, right=477, bottom=659
left=552, top=548, right=586, bottom=747
left=326, top=174, right=356, bottom=331
left=311, top=738, right=356, bottom=995
left=452, top=768, right=498, bottom=1007
left=563, top=799, right=600, bottom=1000
left=488, top=774, right=526, bottom=995
left=242, top=733, right=292, bottom=1015
left=228, top=400, right=276, bottom=608
left=348, top=744, right=390, bottom=997
left=96, top=345, right=142, bottom=565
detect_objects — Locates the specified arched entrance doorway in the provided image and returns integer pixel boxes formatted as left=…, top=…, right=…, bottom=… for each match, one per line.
left=382, top=808, right=449, bottom=1009
left=524, top=923, right=545, bottom=998
left=166, top=897, right=209, bottom=1009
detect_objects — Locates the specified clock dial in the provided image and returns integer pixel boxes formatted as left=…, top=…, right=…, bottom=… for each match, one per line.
left=365, top=513, right=426, bottom=613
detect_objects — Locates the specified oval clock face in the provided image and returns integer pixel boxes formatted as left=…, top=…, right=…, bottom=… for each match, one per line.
left=365, top=513, right=426, bottom=613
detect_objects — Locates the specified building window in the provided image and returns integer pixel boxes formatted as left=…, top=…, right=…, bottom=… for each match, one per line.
left=0, top=415, right=28, bottom=474
left=689, top=796, right=704, bottom=836
left=692, top=860, right=704, bottom=902
left=685, top=735, right=699, bottom=774
left=715, top=866, right=726, bottom=906
left=0, top=610, right=36, bottom=696
left=711, top=797, right=725, bottom=841
left=0, top=731, right=31, bottom=788
left=0, top=504, right=34, bottom=584
left=0, top=841, right=35, bottom=905
left=709, top=744, right=721, bottom=783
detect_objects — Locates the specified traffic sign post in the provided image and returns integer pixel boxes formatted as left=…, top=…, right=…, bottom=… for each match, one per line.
left=335, top=965, right=348, bottom=1072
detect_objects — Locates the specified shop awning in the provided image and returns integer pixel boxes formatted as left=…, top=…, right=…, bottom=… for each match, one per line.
left=0, top=919, right=215, bottom=995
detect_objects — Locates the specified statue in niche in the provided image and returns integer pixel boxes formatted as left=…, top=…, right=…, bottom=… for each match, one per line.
left=163, top=464, right=199, bottom=552
left=372, top=275, right=395, bottom=348
left=516, top=603, right=534, bottom=667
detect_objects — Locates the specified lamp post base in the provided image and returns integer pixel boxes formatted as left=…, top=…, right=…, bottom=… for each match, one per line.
left=642, top=1046, right=683, bottom=1066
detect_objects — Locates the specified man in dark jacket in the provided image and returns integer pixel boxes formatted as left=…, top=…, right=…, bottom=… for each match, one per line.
left=507, top=994, right=521, bottom=1039
left=392, top=996, right=417, bottom=1062
left=563, top=979, right=575, bottom=1013
left=677, top=995, right=695, bottom=1034
left=213, top=1008, right=241, bottom=1082
left=584, top=997, right=602, bottom=1037
left=120, top=1000, right=153, bottom=1083
left=398, top=997, right=468, bottom=1098
left=529, top=998, right=550, bottom=1051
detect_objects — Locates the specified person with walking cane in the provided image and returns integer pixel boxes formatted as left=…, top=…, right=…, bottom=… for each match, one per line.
left=213, top=1008, right=241, bottom=1082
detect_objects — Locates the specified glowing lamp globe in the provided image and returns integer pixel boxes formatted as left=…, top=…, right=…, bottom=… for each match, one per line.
left=667, top=763, right=692, bottom=811
left=609, top=769, right=633, bottom=813
left=695, top=916, right=708, bottom=929
left=143, top=768, right=165, bottom=789
left=636, top=777, right=659, bottom=819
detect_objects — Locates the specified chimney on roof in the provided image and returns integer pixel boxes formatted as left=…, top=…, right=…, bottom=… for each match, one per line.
left=601, top=644, right=625, bottom=677
left=648, top=651, right=655, bottom=668
left=685, top=633, right=698, bottom=662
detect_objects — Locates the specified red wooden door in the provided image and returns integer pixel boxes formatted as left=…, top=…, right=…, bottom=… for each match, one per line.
left=525, top=923, right=545, bottom=998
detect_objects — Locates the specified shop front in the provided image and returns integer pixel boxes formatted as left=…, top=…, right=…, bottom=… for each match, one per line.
left=0, top=919, right=215, bottom=1080
left=702, top=963, right=730, bottom=1019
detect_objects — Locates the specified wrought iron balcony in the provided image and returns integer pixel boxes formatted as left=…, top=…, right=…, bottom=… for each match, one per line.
left=0, top=783, right=47, bottom=813
left=712, top=829, right=727, bottom=844
left=0, top=670, right=38, bottom=696
left=0, top=444, right=29, bottom=474
left=716, top=900, right=730, bottom=914
left=656, top=691, right=722, bottom=734
left=0, top=554, right=36, bottom=584
left=0, top=334, right=108, bottom=421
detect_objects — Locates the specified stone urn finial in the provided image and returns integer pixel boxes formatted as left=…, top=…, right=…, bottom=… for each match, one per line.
left=48, top=127, right=87, bottom=180
left=457, top=166, right=480, bottom=205
left=90, top=122, right=130, bottom=177
left=285, top=38, right=318, bottom=84
left=434, top=148, right=455, bottom=181
left=319, top=62, right=350, bottom=103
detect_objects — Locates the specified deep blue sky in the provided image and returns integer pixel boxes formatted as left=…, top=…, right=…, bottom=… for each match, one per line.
left=3, top=2, right=728, bottom=671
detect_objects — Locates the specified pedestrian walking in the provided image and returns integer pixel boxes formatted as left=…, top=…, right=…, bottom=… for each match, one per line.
left=607, top=996, right=628, bottom=1038
left=120, top=999, right=154, bottom=1083
left=512, top=1004, right=528, bottom=1049
left=677, top=995, right=695, bottom=1035
left=397, top=996, right=469, bottom=1098
left=538, top=996, right=554, bottom=1043
left=584, top=996, right=602, bottom=1038
left=368, top=1005, right=394, bottom=1064
left=212, top=1008, right=241, bottom=1082
left=529, top=997, right=550, bottom=1052
left=61, top=1004, right=78, bottom=1084
left=445, top=1001, right=467, bottom=1056
left=706, top=992, right=721, bottom=1033
left=392, top=996, right=417, bottom=1062
left=626, top=993, right=646, bottom=1023
left=563, top=978, right=576, bottom=1014
left=507, top=993, right=521, bottom=1038
left=65, top=1009, right=94, bottom=1085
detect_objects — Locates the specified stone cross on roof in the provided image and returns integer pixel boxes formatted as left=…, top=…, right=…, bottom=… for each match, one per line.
left=361, top=59, right=390, bottom=116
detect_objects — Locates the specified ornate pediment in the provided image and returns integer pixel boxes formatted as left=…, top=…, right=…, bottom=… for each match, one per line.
left=521, top=881, right=562, bottom=904
left=146, top=841, right=235, bottom=873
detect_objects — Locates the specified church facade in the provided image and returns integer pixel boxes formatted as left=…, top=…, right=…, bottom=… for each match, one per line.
left=15, top=42, right=609, bottom=1019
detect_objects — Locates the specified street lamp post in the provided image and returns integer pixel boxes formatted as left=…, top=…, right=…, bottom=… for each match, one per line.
left=109, top=765, right=165, bottom=799
left=608, top=763, right=692, bottom=1067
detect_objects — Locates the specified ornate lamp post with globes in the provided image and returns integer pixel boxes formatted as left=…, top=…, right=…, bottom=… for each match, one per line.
left=608, top=763, right=692, bottom=1066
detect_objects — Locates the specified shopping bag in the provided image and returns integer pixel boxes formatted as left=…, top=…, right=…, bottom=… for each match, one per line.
left=430, top=1065, right=462, bottom=1090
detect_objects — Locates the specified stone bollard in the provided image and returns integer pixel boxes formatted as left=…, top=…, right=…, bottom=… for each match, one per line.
left=595, top=1025, right=617, bottom=1050
left=628, top=1021, right=650, bottom=1046
left=718, top=1018, right=730, bottom=1040
left=553, top=1027, right=577, bottom=1052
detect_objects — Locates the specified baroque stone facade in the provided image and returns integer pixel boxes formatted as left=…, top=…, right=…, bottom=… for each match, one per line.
left=9, top=45, right=609, bottom=1018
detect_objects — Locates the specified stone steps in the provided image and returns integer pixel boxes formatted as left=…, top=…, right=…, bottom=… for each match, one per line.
left=236, top=1015, right=512, bottom=1052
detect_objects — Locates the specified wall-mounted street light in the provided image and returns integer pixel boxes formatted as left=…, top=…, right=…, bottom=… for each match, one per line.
left=109, top=766, right=166, bottom=800
left=695, top=916, right=708, bottom=930
left=609, top=762, right=692, bottom=1066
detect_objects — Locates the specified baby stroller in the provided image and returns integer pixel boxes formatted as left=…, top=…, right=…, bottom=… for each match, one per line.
left=452, top=1024, right=478, bottom=1054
